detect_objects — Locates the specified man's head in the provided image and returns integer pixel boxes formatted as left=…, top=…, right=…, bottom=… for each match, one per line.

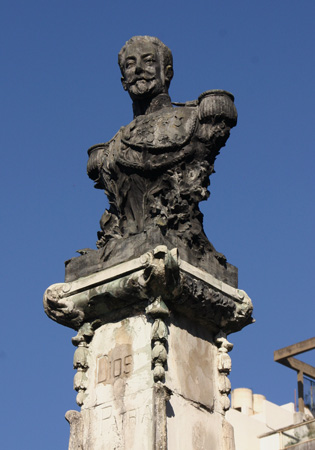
left=118, top=36, right=173, bottom=100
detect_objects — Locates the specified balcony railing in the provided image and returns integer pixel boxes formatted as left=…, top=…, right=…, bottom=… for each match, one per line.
left=260, top=419, right=315, bottom=450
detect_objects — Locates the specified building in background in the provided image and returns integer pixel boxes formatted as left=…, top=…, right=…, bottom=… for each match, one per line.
left=227, top=338, right=315, bottom=450
left=226, top=388, right=315, bottom=449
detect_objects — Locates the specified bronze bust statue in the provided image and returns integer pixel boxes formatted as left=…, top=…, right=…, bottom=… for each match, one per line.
left=70, top=36, right=238, bottom=285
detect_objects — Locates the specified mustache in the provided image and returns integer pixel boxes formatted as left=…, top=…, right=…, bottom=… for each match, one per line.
left=129, top=76, right=155, bottom=85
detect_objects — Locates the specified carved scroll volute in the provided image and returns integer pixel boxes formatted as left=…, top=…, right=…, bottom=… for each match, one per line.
left=43, top=282, right=85, bottom=330
left=215, top=331, right=234, bottom=414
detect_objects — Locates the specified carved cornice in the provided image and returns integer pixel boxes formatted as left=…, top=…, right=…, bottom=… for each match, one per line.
left=44, top=246, right=253, bottom=334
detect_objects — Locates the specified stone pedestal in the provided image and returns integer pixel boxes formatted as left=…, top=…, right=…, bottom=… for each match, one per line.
left=44, top=246, right=252, bottom=449
left=75, top=317, right=153, bottom=449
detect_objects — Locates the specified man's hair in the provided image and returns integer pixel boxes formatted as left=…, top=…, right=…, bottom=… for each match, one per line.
left=118, top=36, right=173, bottom=87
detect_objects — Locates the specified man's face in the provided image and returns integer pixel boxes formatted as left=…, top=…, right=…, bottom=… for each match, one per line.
left=121, top=41, right=166, bottom=100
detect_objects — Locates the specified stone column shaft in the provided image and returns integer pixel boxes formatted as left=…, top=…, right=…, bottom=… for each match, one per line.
left=44, top=246, right=253, bottom=449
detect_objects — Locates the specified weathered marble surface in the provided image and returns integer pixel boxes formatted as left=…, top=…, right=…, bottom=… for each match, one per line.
left=44, top=245, right=252, bottom=448
left=65, top=315, right=236, bottom=450
left=77, top=317, right=153, bottom=449
left=44, top=245, right=252, bottom=449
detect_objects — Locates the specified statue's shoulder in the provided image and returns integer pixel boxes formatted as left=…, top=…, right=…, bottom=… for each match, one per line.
left=87, top=131, right=120, bottom=185
left=121, top=106, right=198, bottom=149
left=196, top=90, right=237, bottom=125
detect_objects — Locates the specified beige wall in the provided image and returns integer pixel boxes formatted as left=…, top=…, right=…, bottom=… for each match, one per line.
left=227, top=388, right=307, bottom=450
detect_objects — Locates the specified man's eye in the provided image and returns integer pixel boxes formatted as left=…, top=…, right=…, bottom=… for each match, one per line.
left=126, top=61, right=135, bottom=69
left=145, top=58, right=154, bottom=64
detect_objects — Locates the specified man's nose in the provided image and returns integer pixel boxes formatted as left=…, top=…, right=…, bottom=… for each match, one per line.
left=135, top=60, right=144, bottom=74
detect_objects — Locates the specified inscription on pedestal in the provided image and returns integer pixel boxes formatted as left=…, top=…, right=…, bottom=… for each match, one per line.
left=98, top=400, right=153, bottom=448
left=97, top=344, right=133, bottom=385
left=100, top=403, right=152, bottom=433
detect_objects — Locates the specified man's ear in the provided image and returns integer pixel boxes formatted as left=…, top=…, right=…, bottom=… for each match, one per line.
left=121, top=77, right=127, bottom=91
left=165, top=65, right=174, bottom=84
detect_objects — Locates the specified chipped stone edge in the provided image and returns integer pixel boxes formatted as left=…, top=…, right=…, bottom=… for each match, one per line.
left=179, top=259, right=245, bottom=303
left=45, top=247, right=247, bottom=304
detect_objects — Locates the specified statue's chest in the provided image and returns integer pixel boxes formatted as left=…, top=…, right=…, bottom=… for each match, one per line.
left=121, top=107, right=197, bottom=150
left=113, top=107, right=197, bottom=173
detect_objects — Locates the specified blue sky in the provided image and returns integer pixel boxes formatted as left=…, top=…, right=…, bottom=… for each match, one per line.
left=1, top=1, right=314, bottom=448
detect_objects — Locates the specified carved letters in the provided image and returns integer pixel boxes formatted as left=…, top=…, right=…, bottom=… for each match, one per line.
left=97, top=344, right=133, bottom=385
left=99, top=402, right=152, bottom=437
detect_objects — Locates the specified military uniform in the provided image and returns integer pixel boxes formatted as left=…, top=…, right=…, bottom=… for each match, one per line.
left=87, top=90, right=237, bottom=281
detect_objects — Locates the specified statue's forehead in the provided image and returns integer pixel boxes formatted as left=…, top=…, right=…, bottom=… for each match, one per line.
left=124, top=41, right=158, bottom=59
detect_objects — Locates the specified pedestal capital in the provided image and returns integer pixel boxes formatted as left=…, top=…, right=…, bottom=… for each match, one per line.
left=44, top=246, right=253, bottom=335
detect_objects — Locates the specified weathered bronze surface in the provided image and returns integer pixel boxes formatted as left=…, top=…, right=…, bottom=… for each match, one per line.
left=66, top=36, right=238, bottom=286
